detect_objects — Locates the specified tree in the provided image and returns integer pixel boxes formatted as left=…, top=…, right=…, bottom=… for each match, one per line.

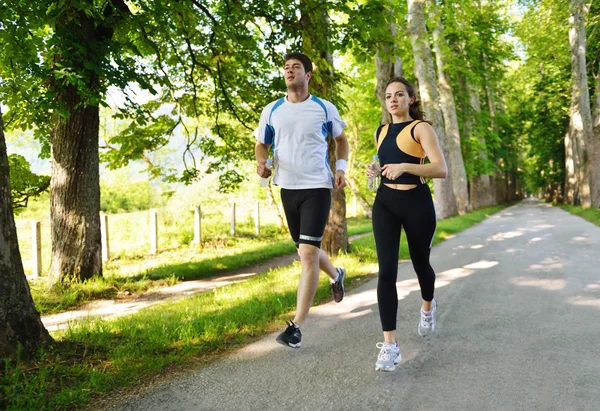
left=430, top=0, right=470, bottom=214
left=299, top=0, right=349, bottom=255
left=374, top=2, right=405, bottom=124
left=507, top=0, right=570, bottom=202
left=592, top=59, right=600, bottom=207
left=565, top=0, right=593, bottom=206
left=1, top=0, right=294, bottom=285
left=407, top=0, right=458, bottom=219
left=0, top=107, right=52, bottom=357
left=587, top=0, right=600, bottom=207
left=8, top=154, right=50, bottom=210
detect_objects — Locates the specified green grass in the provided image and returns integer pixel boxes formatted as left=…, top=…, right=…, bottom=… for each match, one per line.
left=2, top=205, right=504, bottom=410
left=558, top=204, right=600, bottom=227
left=31, top=216, right=374, bottom=315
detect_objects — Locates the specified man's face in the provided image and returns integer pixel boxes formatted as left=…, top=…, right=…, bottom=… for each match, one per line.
left=283, top=59, right=311, bottom=89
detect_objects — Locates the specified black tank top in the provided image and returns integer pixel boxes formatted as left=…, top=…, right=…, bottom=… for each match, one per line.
left=376, top=120, right=426, bottom=185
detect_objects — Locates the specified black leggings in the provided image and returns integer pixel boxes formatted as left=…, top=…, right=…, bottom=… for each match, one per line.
left=373, top=183, right=437, bottom=332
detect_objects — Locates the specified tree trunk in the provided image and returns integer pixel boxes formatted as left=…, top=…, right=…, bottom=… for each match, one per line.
left=407, top=0, right=457, bottom=219
left=375, top=54, right=394, bottom=125
left=345, top=176, right=372, bottom=218
left=431, top=2, right=470, bottom=214
left=565, top=0, right=593, bottom=206
left=0, top=108, right=53, bottom=357
left=375, top=5, right=404, bottom=125
left=266, top=184, right=286, bottom=228
left=48, top=9, right=108, bottom=285
left=591, top=61, right=600, bottom=208
left=466, top=77, right=492, bottom=209
left=483, top=54, right=500, bottom=206
left=300, top=0, right=348, bottom=254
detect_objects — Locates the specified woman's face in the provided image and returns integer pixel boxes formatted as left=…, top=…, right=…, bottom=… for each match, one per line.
left=385, top=82, right=414, bottom=118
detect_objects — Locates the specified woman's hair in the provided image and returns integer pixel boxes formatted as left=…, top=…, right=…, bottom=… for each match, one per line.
left=384, top=77, right=426, bottom=121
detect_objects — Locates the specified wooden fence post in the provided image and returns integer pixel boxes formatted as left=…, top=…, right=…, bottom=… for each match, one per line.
left=31, top=221, right=41, bottom=277
left=230, top=202, right=236, bottom=236
left=150, top=209, right=158, bottom=254
left=194, top=205, right=202, bottom=244
left=100, top=213, right=110, bottom=262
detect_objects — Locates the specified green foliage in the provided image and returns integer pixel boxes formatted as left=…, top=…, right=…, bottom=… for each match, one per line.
left=7, top=154, right=50, bottom=211
left=100, top=179, right=165, bottom=214
left=504, top=0, right=570, bottom=196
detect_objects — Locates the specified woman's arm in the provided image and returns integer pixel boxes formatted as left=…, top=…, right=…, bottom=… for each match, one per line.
left=380, top=122, right=448, bottom=180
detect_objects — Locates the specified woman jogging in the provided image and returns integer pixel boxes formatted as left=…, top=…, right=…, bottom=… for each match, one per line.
left=366, top=77, right=448, bottom=371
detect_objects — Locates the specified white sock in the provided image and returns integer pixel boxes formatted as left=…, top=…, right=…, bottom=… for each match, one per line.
left=330, top=273, right=339, bottom=283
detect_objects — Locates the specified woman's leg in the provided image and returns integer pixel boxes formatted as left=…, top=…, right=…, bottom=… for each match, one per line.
left=402, top=185, right=437, bottom=308
left=372, top=189, right=402, bottom=342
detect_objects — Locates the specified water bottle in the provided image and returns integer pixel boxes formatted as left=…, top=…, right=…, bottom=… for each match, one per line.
left=368, top=154, right=380, bottom=190
left=259, top=158, right=273, bottom=187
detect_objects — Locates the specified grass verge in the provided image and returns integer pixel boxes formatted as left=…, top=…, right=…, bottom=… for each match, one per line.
left=558, top=204, right=600, bottom=227
left=3, top=207, right=504, bottom=410
left=31, top=216, right=373, bottom=315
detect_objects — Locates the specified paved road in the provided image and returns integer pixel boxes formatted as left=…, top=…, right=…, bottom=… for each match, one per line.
left=113, top=199, right=600, bottom=411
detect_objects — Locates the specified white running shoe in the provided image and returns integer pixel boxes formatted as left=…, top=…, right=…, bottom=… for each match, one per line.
left=375, top=342, right=402, bottom=372
left=418, top=299, right=437, bottom=337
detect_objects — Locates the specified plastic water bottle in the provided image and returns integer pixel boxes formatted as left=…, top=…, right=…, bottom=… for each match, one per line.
left=259, top=158, right=273, bottom=187
left=368, top=154, right=380, bottom=190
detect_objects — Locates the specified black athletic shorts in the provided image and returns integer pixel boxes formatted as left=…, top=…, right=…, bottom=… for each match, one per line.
left=280, top=188, right=331, bottom=248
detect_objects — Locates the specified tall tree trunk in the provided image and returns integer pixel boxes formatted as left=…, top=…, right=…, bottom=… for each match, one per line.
left=565, top=0, right=593, bottom=206
left=49, top=86, right=102, bottom=284
left=375, top=5, right=404, bottom=125
left=431, top=2, right=469, bottom=214
left=0, top=108, right=53, bottom=357
left=47, top=6, right=119, bottom=284
left=483, top=54, right=500, bottom=206
left=407, top=0, right=457, bottom=219
left=591, top=62, right=600, bottom=208
left=300, top=0, right=348, bottom=254
left=465, top=74, right=492, bottom=209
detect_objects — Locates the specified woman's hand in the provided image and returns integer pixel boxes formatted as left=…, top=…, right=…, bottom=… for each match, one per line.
left=381, top=163, right=405, bottom=180
left=366, top=162, right=381, bottom=178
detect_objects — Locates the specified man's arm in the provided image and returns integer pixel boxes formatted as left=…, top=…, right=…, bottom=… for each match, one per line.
left=333, top=131, right=349, bottom=189
left=255, top=141, right=272, bottom=178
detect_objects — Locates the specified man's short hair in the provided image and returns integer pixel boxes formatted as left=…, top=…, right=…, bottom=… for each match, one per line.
left=283, top=52, right=313, bottom=73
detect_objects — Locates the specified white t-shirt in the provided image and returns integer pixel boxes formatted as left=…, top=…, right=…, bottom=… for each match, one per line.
left=254, top=95, right=346, bottom=189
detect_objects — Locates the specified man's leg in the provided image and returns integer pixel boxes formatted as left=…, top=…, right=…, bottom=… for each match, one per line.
left=318, top=249, right=338, bottom=280
left=293, top=244, right=321, bottom=328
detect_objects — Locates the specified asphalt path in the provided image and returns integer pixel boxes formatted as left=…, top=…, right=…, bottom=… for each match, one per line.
left=113, top=198, right=600, bottom=411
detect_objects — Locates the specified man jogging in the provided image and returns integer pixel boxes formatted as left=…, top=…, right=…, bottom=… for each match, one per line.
left=254, top=52, right=349, bottom=348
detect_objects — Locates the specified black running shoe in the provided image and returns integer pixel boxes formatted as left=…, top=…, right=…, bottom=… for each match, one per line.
left=276, top=321, right=302, bottom=348
left=331, top=267, right=346, bottom=303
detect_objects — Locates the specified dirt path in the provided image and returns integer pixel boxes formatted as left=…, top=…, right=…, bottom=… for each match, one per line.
left=42, top=232, right=372, bottom=332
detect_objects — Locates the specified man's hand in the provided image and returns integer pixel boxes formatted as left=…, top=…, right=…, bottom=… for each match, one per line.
left=256, top=161, right=272, bottom=178
left=335, top=170, right=346, bottom=189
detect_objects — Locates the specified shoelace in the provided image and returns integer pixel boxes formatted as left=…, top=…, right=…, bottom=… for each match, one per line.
left=286, top=321, right=301, bottom=335
left=376, top=342, right=397, bottom=361
left=420, top=311, right=433, bottom=328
